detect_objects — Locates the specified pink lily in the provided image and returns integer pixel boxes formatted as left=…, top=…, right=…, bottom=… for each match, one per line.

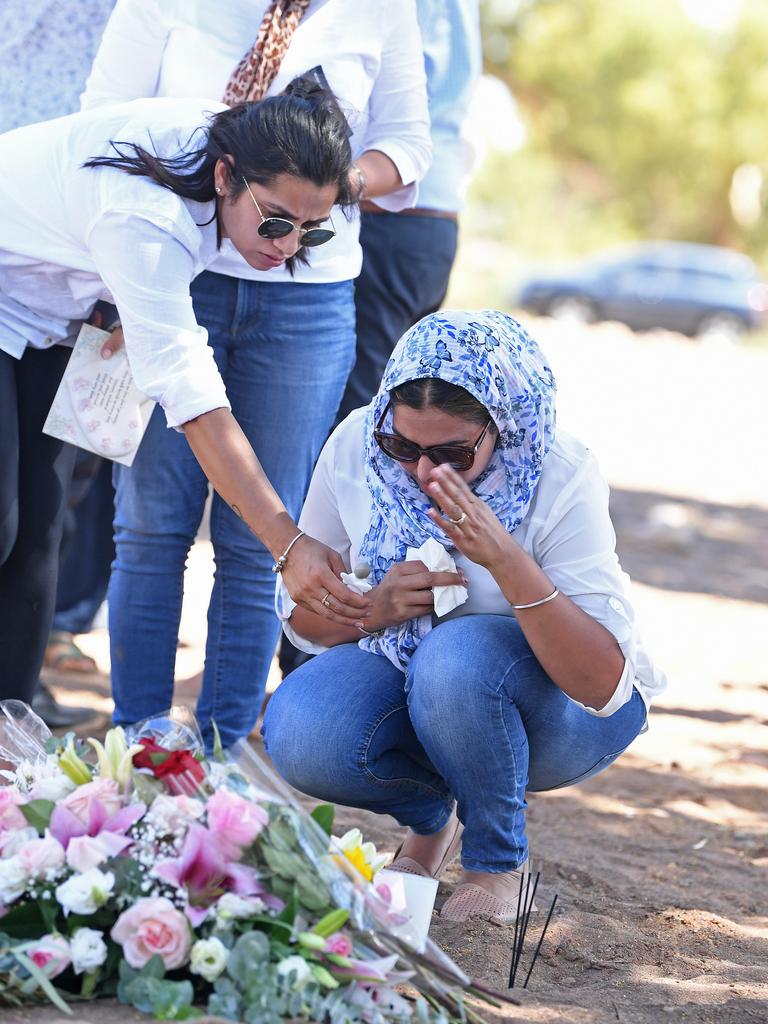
left=49, top=799, right=145, bottom=871
left=153, top=823, right=281, bottom=925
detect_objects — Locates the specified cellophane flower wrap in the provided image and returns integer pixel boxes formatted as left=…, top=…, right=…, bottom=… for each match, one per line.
left=0, top=700, right=504, bottom=1023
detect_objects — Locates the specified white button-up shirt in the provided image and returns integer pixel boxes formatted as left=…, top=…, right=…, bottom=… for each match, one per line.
left=80, top=0, right=432, bottom=284
left=279, top=408, right=668, bottom=718
left=0, top=98, right=230, bottom=428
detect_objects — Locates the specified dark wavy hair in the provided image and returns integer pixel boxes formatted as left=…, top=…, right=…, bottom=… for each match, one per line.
left=83, top=72, right=355, bottom=271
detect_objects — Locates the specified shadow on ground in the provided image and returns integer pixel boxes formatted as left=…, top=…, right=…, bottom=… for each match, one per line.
left=610, top=488, right=768, bottom=604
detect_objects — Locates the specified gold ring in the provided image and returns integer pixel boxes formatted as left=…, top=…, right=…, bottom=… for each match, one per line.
left=321, top=592, right=332, bottom=608
left=448, top=511, right=467, bottom=525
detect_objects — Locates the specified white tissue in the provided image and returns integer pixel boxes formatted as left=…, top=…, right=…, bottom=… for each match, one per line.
left=340, top=571, right=373, bottom=595
left=405, top=538, right=468, bottom=617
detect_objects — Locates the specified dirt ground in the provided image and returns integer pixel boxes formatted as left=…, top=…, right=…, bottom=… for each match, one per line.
left=13, top=320, right=768, bottom=1024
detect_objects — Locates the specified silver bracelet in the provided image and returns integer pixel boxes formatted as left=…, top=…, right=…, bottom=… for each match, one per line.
left=271, top=530, right=306, bottom=574
left=511, top=587, right=560, bottom=610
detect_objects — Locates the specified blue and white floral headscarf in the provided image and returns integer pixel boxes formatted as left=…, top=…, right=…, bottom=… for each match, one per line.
left=357, top=309, right=557, bottom=672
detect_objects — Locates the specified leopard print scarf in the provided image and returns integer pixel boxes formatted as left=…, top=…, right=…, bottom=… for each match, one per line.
left=222, top=0, right=311, bottom=105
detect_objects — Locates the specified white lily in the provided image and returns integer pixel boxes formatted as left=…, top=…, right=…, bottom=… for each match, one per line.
left=88, top=727, right=143, bottom=786
left=332, top=829, right=389, bottom=879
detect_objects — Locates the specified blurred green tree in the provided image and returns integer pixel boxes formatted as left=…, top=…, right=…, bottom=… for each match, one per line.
left=477, top=0, right=768, bottom=263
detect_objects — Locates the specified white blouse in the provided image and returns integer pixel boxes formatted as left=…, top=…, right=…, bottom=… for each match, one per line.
left=279, top=408, right=668, bottom=718
left=80, top=0, right=432, bottom=284
left=0, top=98, right=229, bottom=428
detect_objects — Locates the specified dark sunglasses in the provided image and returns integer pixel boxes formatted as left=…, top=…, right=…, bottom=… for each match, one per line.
left=242, top=177, right=336, bottom=247
left=374, top=400, right=493, bottom=472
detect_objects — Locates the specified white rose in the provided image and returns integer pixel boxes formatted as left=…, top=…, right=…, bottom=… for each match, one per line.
left=215, top=893, right=266, bottom=921
left=0, top=825, right=38, bottom=858
left=189, top=936, right=228, bottom=983
left=0, top=855, right=28, bottom=903
left=70, top=927, right=108, bottom=975
left=55, top=868, right=115, bottom=916
left=144, top=794, right=203, bottom=834
left=276, top=955, right=311, bottom=987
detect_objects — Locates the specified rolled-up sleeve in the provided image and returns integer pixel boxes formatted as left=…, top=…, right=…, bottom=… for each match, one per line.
left=533, top=457, right=643, bottom=717
left=80, top=0, right=167, bottom=109
left=359, top=0, right=432, bottom=210
left=87, top=212, right=230, bottom=429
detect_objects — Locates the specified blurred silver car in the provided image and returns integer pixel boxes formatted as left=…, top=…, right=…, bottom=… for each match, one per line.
left=517, top=242, right=768, bottom=340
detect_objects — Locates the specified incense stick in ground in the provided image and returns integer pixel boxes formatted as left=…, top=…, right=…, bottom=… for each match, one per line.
left=523, top=893, right=559, bottom=989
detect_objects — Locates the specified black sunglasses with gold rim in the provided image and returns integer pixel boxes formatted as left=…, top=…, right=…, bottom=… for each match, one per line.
left=242, top=177, right=336, bottom=247
left=374, top=400, right=493, bottom=472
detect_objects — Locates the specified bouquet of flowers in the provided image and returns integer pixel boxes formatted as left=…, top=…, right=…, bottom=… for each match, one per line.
left=0, top=701, right=508, bottom=1023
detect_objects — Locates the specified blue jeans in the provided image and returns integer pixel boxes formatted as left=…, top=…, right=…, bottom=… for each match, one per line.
left=263, top=615, right=647, bottom=872
left=109, top=272, right=356, bottom=747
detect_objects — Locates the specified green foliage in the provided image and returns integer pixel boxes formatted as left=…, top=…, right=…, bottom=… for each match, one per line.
left=0, top=902, right=48, bottom=940
left=257, top=806, right=332, bottom=913
left=20, top=799, right=55, bottom=835
left=477, top=0, right=768, bottom=267
left=225, top=932, right=270, bottom=979
left=116, top=956, right=203, bottom=1020
left=310, top=803, right=335, bottom=836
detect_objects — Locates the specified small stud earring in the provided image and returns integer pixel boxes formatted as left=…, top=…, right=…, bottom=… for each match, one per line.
left=215, top=186, right=222, bottom=194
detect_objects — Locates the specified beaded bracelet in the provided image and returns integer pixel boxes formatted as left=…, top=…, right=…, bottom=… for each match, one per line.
left=271, top=530, right=306, bottom=574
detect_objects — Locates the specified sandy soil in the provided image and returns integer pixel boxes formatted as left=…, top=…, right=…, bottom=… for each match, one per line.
left=15, top=321, right=768, bottom=1024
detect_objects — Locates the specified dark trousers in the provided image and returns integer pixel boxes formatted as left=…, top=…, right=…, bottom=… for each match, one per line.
left=336, top=210, right=459, bottom=423
left=0, top=345, right=76, bottom=701
left=280, top=210, right=459, bottom=679
left=52, top=453, right=114, bottom=636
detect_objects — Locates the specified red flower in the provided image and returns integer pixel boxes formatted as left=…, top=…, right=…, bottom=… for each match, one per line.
left=132, top=738, right=205, bottom=784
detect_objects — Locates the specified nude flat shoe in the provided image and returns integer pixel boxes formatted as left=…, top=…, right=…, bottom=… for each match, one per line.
left=388, top=808, right=464, bottom=880
left=440, top=861, right=538, bottom=924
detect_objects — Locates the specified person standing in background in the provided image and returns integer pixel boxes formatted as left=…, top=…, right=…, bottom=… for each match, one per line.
left=0, top=0, right=116, bottom=726
left=335, top=0, right=482, bottom=424
left=279, top=0, right=481, bottom=678
left=80, top=1, right=431, bottom=745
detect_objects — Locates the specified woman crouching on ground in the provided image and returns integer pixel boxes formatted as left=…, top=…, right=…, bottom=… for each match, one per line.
left=263, top=309, right=667, bottom=923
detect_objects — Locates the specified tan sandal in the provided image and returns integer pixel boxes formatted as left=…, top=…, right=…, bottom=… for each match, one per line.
left=388, top=808, right=464, bottom=880
left=441, top=862, right=538, bottom=924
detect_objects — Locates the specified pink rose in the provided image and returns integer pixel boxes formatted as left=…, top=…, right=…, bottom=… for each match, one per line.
left=325, top=933, right=352, bottom=957
left=111, top=897, right=191, bottom=969
left=205, top=789, right=268, bottom=860
left=0, top=789, right=27, bottom=830
left=28, top=934, right=70, bottom=978
left=61, top=778, right=122, bottom=824
left=18, top=833, right=65, bottom=878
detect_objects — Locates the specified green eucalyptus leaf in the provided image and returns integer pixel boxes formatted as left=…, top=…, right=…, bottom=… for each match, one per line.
left=227, top=931, right=271, bottom=982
